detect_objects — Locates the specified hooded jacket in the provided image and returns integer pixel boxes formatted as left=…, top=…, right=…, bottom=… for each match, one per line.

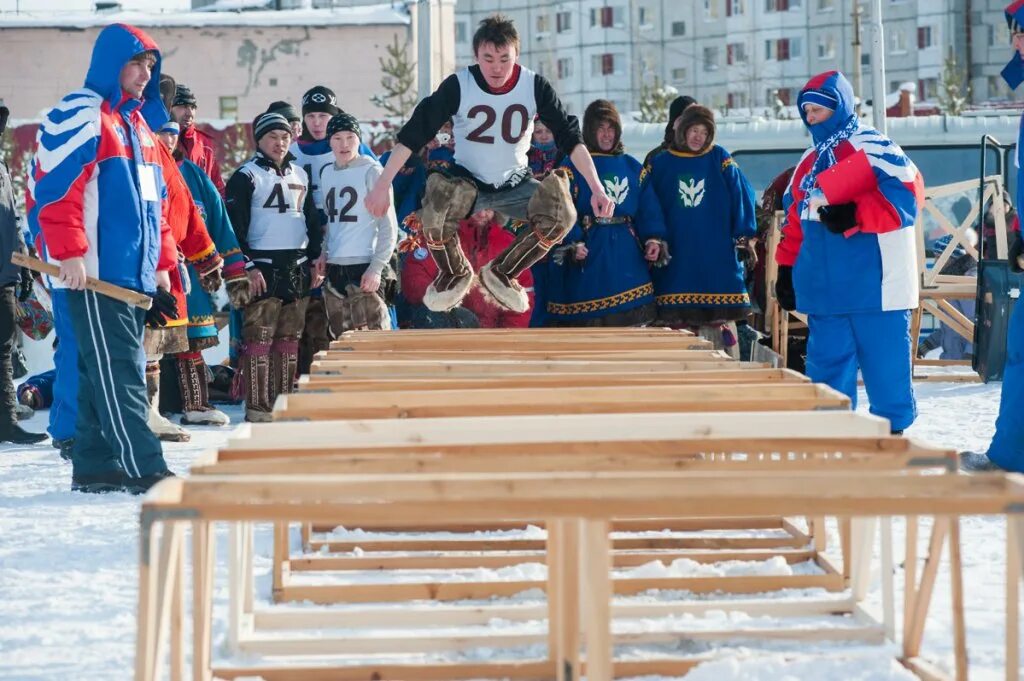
left=777, top=71, right=924, bottom=315
left=26, top=23, right=176, bottom=295
left=0, top=105, right=29, bottom=288
left=178, top=125, right=225, bottom=196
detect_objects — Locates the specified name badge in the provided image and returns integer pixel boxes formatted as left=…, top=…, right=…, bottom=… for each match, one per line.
left=138, top=164, right=159, bottom=202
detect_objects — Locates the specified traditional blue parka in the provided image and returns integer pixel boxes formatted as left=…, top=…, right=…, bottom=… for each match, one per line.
left=646, top=104, right=757, bottom=325
left=547, top=100, right=666, bottom=326
left=777, top=70, right=925, bottom=433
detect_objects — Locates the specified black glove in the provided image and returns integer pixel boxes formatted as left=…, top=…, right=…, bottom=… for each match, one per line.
left=16, top=267, right=33, bottom=302
left=775, top=265, right=797, bottom=312
left=145, top=288, right=179, bottom=328
left=1010, top=235, right=1024, bottom=274
left=817, top=202, right=858, bottom=235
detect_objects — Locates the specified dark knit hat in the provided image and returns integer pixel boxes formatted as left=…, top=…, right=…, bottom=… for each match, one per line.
left=252, top=111, right=291, bottom=143
left=301, top=85, right=340, bottom=117
left=673, top=104, right=716, bottom=153
left=663, top=95, right=696, bottom=144
left=326, top=112, right=361, bottom=140
left=172, top=84, right=197, bottom=108
left=267, top=100, right=300, bottom=123
left=582, top=99, right=623, bottom=155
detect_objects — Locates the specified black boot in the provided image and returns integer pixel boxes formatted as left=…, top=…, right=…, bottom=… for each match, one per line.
left=52, top=437, right=74, bottom=461
left=124, top=469, right=176, bottom=496
left=72, top=470, right=128, bottom=494
left=0, top=422, right=48, bottom=445
left=959, top=451, right=1003, bottom=472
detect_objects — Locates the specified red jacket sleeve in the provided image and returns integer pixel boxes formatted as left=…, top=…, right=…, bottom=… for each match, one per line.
left=400, top=249, right=436, bottom=306
left=775, top=160, right=808, bottom=268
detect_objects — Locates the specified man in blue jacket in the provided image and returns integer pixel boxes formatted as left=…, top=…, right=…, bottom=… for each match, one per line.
left=28, top=24, right=179, bottom=493
left=960, top=2, right=1024, bottom=471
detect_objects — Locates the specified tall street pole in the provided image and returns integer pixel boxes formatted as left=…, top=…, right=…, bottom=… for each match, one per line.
left=870, top=0, right=887, bottom=133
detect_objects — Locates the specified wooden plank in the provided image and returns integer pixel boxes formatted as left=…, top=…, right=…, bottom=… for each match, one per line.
left=220, top=411, right=893, bottom=452
left=211, top=661, right=553, bottom=681
left=191, top=521, right=214, bottom=681
left=232, top=619, right=887, bottom=656
left=287, top=548, right=818, bottom=572
left=251, top=595, right=857, bottom=631
left=298, top=367, right=808, bottom=392
left=275, top=383, right=850, bottom=421
left=311, top=359, right=760, bottom=375
left=305, top=535, right=809, bottom=553
left=304, top=516, right=787, bottom=534
left=274, top=572, right=843, bottom=604
left=318, top=349, right=730, bottom=361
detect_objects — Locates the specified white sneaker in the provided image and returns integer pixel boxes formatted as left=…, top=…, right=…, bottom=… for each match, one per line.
left=181, top=408, right=230, bottom=427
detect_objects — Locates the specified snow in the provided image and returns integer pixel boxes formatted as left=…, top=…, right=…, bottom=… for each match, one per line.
left=0, top=333, right=1016, bottom=679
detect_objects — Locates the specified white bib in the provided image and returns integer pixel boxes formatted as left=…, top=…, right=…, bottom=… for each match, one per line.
left=244, top=161, right=310, bottom=252
left=320, top=161, right=380, bottom=263
left=453, top=67, right=537, bottom=188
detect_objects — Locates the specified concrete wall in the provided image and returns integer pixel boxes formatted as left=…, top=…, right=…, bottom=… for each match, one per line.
left=0, top=22, right=413, bottom=121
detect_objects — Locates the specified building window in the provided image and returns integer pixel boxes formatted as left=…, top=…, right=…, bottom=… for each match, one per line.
left=918, top=77, right=938, bottom=100
left=766, top=38, right=793, bottom=60
left=704, top=0, right=719, bottom=19
left=790, top=36, right=802, bottom=58
left=671, top=21, right=686, bottom=36
left=672, top=67, right=688, bottom=82
left=703, top=46, right=720, bottom=71
left=592, top=53, right=619, bottom=76
left=727, top=0, right=745, bottom=15
left=638, top=6, right=651, bottom=27
left=917, top=26, right=934, bottom=49
left=765, top=0, right=790, bottom=11
left=536, top=14, right=550, bottom=34
left=455, top=21, right=467, bottom=43
left=219, top=96, right=238, bottom=120
left=727, top=91, right=748, bottom=108
left=817, top=0, right=834, bottom=9
left=557, top=57, right=573, bottom=80
left=817, top=34, right=835, bottom=59
left=727, top=42, right=747, bottom=64
left=767, top=87, right=792, bottom=105
left=889, top=27, right=907, bottom=53
left=556, top=11, right=572, bottom=33
left=590, top=6, right=625, bottom=28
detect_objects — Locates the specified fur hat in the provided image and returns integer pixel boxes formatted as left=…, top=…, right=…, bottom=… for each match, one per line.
left=673, top=104, right=716, bottom=153
left=663, top=95, right=696, bottom=144
left=582, top=99, right=623, bottom=155
left=326, top=112, right=361, bottom=140
left=159, top=74, right=177, bottom=111
left=302, top=85, right=340, bottom=117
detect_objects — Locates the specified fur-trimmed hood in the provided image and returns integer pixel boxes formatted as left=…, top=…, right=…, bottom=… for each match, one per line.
left=672, top=104, right=716, bottom=154
left=583, top=99, right=624, bottom=155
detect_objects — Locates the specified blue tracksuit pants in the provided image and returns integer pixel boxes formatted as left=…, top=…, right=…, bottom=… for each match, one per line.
left=806, top=309, right=917, bottom=432
left=48, top=289, right=78, bottom=442
left=65, top=290, right=166, bottom=477
left=987, top=300, right=1024, bottom=471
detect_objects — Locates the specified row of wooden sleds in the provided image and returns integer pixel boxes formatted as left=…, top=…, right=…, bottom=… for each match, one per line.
left=135, top=327, right=1024, bottom=681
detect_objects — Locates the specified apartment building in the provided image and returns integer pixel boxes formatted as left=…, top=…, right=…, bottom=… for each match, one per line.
left=454, top=0, right=1023, bottom=115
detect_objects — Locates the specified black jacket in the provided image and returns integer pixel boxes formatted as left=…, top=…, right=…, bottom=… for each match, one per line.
left=0, top=106, right=28, bottom=288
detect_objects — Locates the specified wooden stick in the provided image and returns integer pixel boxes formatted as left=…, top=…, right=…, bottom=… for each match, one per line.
left=168, top=525, right=185, bottom=681
left=904, top=515, right=919, bottom=657
left=13, top=252, right=153, bottom=309
left=904, top=517, right=950, bottom=658
left=1008, top=517, right=1022, bottom=681
left=880, top=517, right=896, bottom=642
left=948, top=516, right=968, bottom=681
left=581, top=519, right=612, bottom=681
left=192, top=522, right=214, bottom=681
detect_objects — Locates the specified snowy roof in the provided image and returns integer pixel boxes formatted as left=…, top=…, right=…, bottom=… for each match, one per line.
left=0, top=3, right=409, bottom=29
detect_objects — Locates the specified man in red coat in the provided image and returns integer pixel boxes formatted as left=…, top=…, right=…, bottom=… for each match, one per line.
left=402, top=210, right=533, bottom=328
left=170, top=84, right=225, bottom=195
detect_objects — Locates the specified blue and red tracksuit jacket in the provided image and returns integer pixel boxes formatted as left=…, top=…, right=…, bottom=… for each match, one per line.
left=777, top=70, right=925, bottom=316
left=26, top=23, right=177, bottom=295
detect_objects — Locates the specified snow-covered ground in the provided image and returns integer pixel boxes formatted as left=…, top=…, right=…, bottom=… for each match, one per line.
left=0, top=338, right=1016, bottom=679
